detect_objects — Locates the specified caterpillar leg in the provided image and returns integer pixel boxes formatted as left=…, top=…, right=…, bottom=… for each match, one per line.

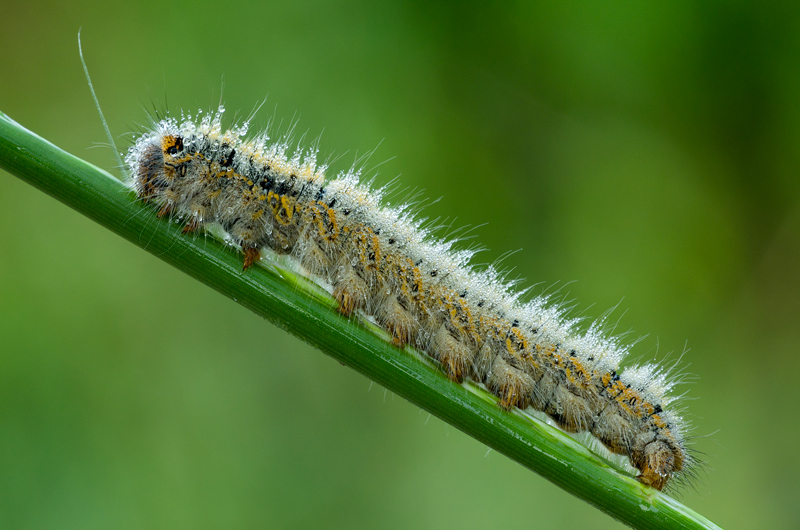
left=182, top=217, right=202, bottom=234
left=242, top=246, right=261, bottom=271
left=333, top=269, right=369, bottom=316
left=379, top=296, right=415, bottom=347
left=430, top=326, right=475, bottom=382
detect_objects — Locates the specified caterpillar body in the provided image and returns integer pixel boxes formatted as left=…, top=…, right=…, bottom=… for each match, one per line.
left=125, top=107, right=692, bottom=491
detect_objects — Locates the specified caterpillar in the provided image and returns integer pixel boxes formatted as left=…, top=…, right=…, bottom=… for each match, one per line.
left=125, top=106, right=693, bottom=491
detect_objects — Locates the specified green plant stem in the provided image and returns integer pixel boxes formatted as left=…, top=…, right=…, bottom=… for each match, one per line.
left=0, top=111, right=722, bottom=530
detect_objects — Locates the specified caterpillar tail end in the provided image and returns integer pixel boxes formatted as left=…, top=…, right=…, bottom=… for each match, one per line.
left=635, top=441, right=679, bottom=491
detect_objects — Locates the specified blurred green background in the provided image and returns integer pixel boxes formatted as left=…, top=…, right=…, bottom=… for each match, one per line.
left=2, top=1, right=799, bottom=528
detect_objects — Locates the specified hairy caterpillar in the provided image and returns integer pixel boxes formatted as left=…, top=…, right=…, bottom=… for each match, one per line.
left=125, top=107, right=694, bottom=491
